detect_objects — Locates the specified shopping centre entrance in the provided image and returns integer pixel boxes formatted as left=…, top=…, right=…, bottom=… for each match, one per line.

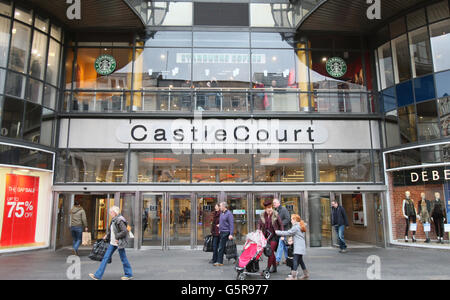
left=53, top=191, right=385, bottom=250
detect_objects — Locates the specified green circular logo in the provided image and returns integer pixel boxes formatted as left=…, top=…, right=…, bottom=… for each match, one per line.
left=94, top=55, right=116, bottom=76
left=326, top=57, right=347, bottom=78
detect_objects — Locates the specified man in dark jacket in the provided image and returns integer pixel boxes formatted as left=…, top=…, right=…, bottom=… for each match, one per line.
left=89, top=206, right=133, bottom=280
left=215, top=202, right=234, bottom=267
left=331, top=200, right=349, bottom=253
left=273, top=198, right=291, bottom=265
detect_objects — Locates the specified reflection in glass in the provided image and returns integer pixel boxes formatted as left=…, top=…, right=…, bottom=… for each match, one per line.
left=252, top=49, right=296, bottom=88
left=46, top=39, right=61, bottom=85
left=9, top=21, right=31, bottom=73
left=316, top=150, right=373, bottom=182
left=430, top=19, right=450, bottom=72
left=14, top=7, right=32, bottom=24
left=134, top=91, right=192, bottom=112
left=148, top=2, right=192, bottom=26
left=197, top=193, right=219, bottom=245
left=408, top=27, right=433, bottom=77
left=0, top=16, right=10, bottom=67
left=226, top=193, right=248, bottom=244
left=5, top=71, right=26, bottom=98
left=1, top=97, right=23, bottom=139
left=250, top=3, right=294, bottom=28
left=23, top=101, right=42, bottom=143
left=438, top=97, right=450, bottom=137
left=134, top=48, right=191, bottom=89
left=142, top=194, right=163, bottom=246
left=416, top=100, right=439, bottom=141
left=66, top=152, right=127, bottom=183
left=398, top=104, right=417, bottom=144
left=169, top=194, right=191, bottom=246
left=29, top=30, right=48, bottom=80
left=71, top=92, right=129, bottom=112
left=385, top=109, right=401, bottom=147
left=251, top=32, right=294, bottom=49
left=129, top=151, right=190, bottom=183
left=392, top=34, right=411, bottom=83
left=40, top=108, right=54, bottom=146
left=377, top=42, right=394, bottom=89
left=254, top=151, right=313, bottom=182
left=26, top=78, right=44, bottom=104
left=308, top=192, right=331, bottom=247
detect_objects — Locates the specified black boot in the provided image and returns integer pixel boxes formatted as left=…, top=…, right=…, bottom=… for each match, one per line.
left=269, top=265, right=277, bottom=273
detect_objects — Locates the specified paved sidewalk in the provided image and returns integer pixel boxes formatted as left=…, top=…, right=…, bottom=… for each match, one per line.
left=0, top=246, right=450, bottom=280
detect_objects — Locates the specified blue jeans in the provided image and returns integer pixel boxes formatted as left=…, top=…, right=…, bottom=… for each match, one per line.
left=70, top=226, right=83, bottom=251
left=211, top=235, right=220, bottom=263
left=275, top=238, right=288, bottom=263
left=217, top=232, right=230, bottom=264
left=334, top=225, right=347, bottom=250
left=94, top=244, right=133, bottom=279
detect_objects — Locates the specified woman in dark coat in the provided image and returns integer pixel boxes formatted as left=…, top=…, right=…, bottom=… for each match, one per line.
left=210, top=204, right=221, bottom=264
left=257, top=199, right=284, bottom=273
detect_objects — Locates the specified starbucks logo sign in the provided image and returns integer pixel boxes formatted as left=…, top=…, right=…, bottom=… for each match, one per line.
left=94, top=55, right=116, bottom=76
left=326, top=57, right=347, bottom=78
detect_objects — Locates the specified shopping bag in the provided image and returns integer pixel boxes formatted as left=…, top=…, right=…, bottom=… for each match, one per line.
left=445, top=224, right=450, bottom=232
left=82, top=232, right=91, bottom=246
left=409, top=223, right=417, bottom=232
left=203, top=235, right=213, bottom=252
left=88, top=239, right=112, bottom=264
left=423, top=223, right=431, bottom=232
left=225, top=239, right=238, bottom=260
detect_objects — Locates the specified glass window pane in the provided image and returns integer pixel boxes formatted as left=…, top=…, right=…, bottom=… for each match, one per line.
left=254, top=151, right=313, bottom=182
left=408, top=27, right=433, bottom=77
left=417, top=100, right=439, bottom=141
left=385, top=109, right=401, bottom=147
left=377, top=42, right=395, bottom=89
left=134, top=48, right=191, bottom=89
left=316, top=151, right=373, bottom=182
left=66, top=152, right=127, bottom=183
left=129, top=151, right=190, bottom=183
left=1, top=97, right=23, bottom=139
left=142, top=31, right=192, bottom=47
left=436, top=70, right=450, bottom=99
left=193, top=49, right=250, bottom=88
left=192, top=152, right=252, bottom=183
left=23, top=101, right=42, bottom=143
left=382, top=87, right=397, bottom=112
left=430, top=19, right=450, bottom=72
left=71, top=92, right=129, bottom=112
left=26, top=78, right=43, bottom=104
left=46, top=39, right=61, bottom=85
left=396, top=80, right=413, bottom=107
left=0, top=0, right=11, bottom=16
left=392, top=34, right=411, bottom=83
left=193, top=32, right=249, bottom=48
left=14, top=7, right=32, bottom=25
left=427, top=1, right=449, bottom=23
left=5, top=71, right=26, bottom=98
left=414, top=75, right=435, bottom=103
left=134, top=91, right=191, bottom=112
left=251, top=32, right=294, bottom=49
left=65, top=48, right=74, bottom=90
left=251, top=49, right=295, bottom=89
left=50, top=24, right=62, bottom=41
left=407, top=9, right=426, bottom=30
left=40, top=108, right=54, bottom=146
left=9, top=21, right=31, bottom=73
left=398, top=104, right=417, bottom=144
left=34, top=15, right=49, bottom=33
left=250, top=3, right=293, bottom=28
left=74, top=48, right=133, bottom=90
left=148, top=2, right=192, bottom=26
left=29, top=30, right=48, bottom=80
left=43, top=85, right=57, bottom=109
left=438, top=97, right=450, bottom=137
left=0, top=16, right=10, bottom=67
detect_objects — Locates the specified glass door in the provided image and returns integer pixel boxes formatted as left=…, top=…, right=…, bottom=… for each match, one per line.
left=226, top=193, right=248, bottom=244
left=197, top=193, right=220, bottom=246
left=308, top=192, right=332, bottom=247
left=119, top=193, right=135, bottom=248
left=169, top=193, right=192, bottom=246
left=280, top=193, right=304, bottom=220
left=141, top=193, right=164, bottom=247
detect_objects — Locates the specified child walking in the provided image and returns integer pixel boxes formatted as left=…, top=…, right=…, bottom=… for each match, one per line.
left=275, top=214, right=309, bottom=280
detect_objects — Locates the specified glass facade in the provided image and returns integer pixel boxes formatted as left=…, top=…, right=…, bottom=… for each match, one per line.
left=375, top=0, right=450, bottom=149
left=0, top=1, right=62, bottom=147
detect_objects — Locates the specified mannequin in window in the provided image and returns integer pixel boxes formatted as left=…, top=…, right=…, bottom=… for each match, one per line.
left=418, top=192, right=431, bottom=243
left=402, top=191, right=417, bottom=243
left=431, top=192, right=447, bottom=244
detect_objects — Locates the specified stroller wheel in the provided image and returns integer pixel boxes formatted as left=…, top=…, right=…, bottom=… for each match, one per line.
left=263, top=270, right=271, bottom=280
left=237, top=272, right=246, bottom=281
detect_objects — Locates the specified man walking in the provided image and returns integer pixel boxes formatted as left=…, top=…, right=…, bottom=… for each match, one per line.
left=273, top=198, right=291, bottom=265
left=70, top=200, right=88, bottom=256
left=214, top=202, right=234, bottom=267
left=331, top=200, right=349, bottom=253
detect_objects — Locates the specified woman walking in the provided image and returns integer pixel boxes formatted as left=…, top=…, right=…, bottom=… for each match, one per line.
left=276, top=214, right=309, bottom=280
left=210, top=203, right=221, bottom=264
left=257, top=199, right=283, bottom=273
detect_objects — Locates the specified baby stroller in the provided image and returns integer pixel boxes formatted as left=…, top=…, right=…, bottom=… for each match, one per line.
left=235, top=230, right=272, bottom=280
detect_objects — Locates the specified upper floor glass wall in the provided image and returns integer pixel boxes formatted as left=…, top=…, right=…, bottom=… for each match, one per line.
left=374, top=0, right=450, bottom=149
left=64, top=30, right=375, bottom=114
left=0, top=1, right=62, bottom=147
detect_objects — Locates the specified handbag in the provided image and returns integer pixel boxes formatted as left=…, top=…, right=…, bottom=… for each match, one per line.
left=203, top=235, right=213, bottom=252
left=88, top=239, right=112, bottom=264
left=263, top=243, right=273, bottom=257
left=82, top=231, right=91, bottom=246
left=225, top=239, right=238, bottom=260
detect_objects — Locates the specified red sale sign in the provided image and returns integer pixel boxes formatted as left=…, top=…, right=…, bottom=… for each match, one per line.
left=0, top=174, right=39, bottom=247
